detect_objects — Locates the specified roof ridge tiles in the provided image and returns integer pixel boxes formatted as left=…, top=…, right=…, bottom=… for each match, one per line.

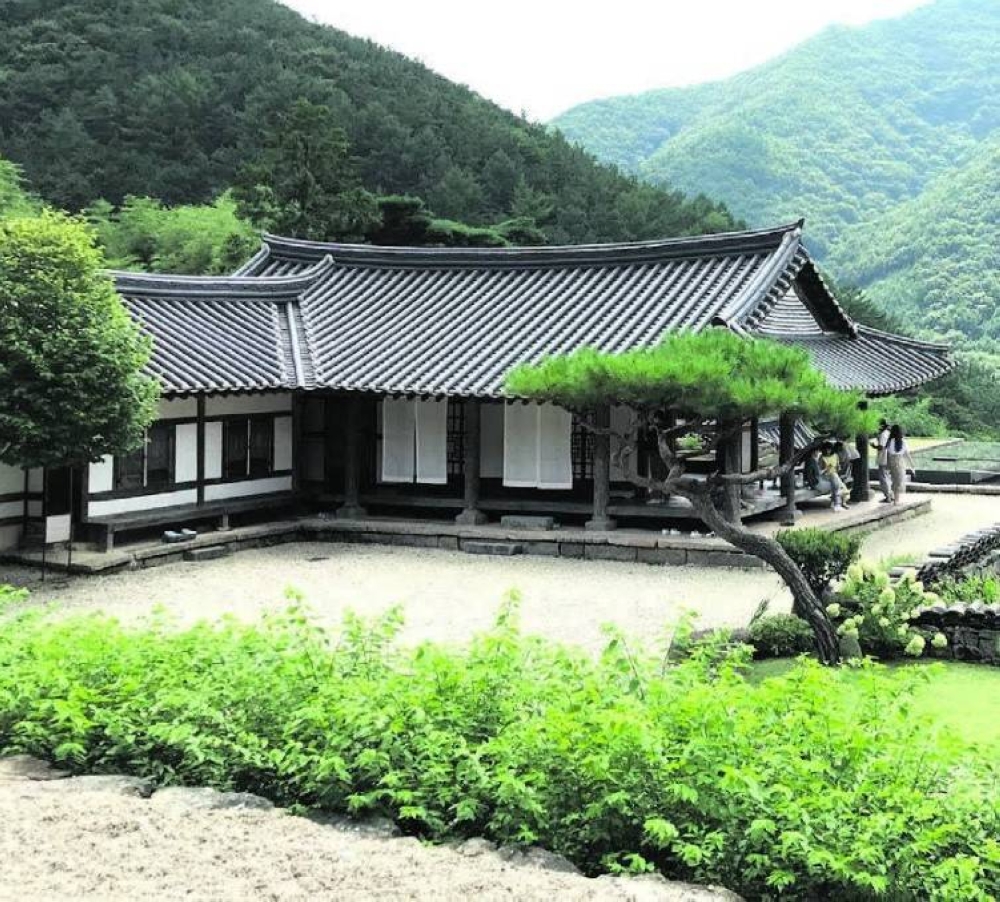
left=259, top=221, right=806, bottom=269
left=113, top=255, right=335, bottom=299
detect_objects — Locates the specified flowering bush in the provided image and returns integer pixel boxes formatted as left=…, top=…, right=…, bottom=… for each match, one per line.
left=835, top=563, right=945, bottom=659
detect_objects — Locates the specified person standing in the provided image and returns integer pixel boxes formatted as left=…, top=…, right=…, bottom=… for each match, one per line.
left=887, top=424, right=916, bottom=502
left=872, top=419, right=894, bottom=503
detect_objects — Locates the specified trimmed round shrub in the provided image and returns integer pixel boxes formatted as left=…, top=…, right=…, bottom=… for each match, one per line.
left=776, top=527, right=862, bottom=599
left=748, top=613, right=815, bottom=658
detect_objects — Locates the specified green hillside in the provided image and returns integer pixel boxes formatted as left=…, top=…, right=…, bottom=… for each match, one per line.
left=0, top=0, right=736, bottom=245
left=829, top=136, right=1000, bottom=342
left=554, top=0, right=1000, bottom=338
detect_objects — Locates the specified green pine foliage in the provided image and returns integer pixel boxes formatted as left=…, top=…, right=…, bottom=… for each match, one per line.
left=0, top=211, right=159, bottom=467
left=0, top=0, right=738, bottom=245
left=506, top=331, right=871, bottom=437
left=554, top=0, right=1000, bottom=341
left=1, top=599, right=998, bottom=899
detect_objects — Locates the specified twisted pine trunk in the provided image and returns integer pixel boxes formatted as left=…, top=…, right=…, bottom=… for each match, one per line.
left=683, top=489, right=840, bottom=666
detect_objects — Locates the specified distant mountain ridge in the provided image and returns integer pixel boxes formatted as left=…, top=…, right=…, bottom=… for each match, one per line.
left=554, top=0, right=1000, bottom=341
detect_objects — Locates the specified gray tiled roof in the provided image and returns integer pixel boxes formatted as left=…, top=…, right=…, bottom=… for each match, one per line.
left=115, top=222, right=953, bottom=397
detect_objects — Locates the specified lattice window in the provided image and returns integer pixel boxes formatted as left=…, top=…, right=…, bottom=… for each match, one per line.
left=447, top=400, right=465, bottom=477
left=571, top=416, right=593, bottom=481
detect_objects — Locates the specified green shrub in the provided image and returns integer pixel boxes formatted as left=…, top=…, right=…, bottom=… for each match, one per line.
left=777, top=528, right=862, bottom=598
left=0, top=595, right=997, bottom=900
left=938, top=573, right=1000, bottom=604
left=835, top=564, right=947, bottom=658
left=747, top=613, right=816, bottom=658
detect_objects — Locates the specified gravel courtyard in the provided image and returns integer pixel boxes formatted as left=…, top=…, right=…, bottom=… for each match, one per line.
left=5, top=494, right=996, bottom=649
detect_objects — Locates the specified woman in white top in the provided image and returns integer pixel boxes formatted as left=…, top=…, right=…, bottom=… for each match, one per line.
left=887, top=424, right=916, bottom=502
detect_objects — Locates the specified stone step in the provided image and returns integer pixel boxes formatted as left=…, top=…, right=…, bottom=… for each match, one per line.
left=462, top=541, right=523, bottom=556
left=499, top=515, right=555, bottom=531
left=183, top=545, right=231, bottom=563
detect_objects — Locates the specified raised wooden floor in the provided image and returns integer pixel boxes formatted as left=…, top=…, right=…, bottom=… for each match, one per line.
left=1, top=497, right=931, bottom=576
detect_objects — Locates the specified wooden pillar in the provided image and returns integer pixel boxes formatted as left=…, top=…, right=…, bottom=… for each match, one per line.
left=336, top=395, right=367, bottom=520
left=456, top=399, right=488, bottom=525
left=717, top=419, right=742, bottom=525
left=851, top=432, right=871, bottom=503
left=586, top=406, right=617, bottom=531
left=196, top=395, right=206, bottom=506
left=779, top=412, right=798, bottom=526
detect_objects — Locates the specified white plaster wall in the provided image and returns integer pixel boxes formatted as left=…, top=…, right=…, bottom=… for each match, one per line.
left=204, top=422, right=223, bottom=480
left=175, top=424, right=198, bottom=483
left=27, top=469, right=43, bottom=492
left=0, top=524, right=21, bottom=551
left=742, top=425, right=754, bottom=473
left=158, top=397, right=198, bottom=419
left=203, top=476, right=292, bottom=502
left=0, top=500, right=24, bottom=521
left=89, top=456, right=114, bottom=494
left=88, top=489, right=198, bottom=519
left=273, top=416, right=293, bottom=472
left=0, top=463, right=24, bottom=496
left=480, top=404, right=504, bottom=479
left=205, top=393, right=292, bottom=416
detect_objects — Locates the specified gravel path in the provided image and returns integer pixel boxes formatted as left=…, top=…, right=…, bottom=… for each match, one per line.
left=0, top=758, right=736, bottom=902
left=3, top=495, right=995, bottom=648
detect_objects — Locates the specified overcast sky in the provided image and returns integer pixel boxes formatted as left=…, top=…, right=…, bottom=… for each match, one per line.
left=282, top=0, right=929, bottom=120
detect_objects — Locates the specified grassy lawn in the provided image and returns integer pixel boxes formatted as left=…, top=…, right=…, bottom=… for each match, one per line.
left=751, top=658, right=1000, bottom=751
left=912, top=439, right=1000, bottom=477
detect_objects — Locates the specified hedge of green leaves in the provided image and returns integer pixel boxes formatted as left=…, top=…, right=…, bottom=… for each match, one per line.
left=1, top=596, right=998, bottom=900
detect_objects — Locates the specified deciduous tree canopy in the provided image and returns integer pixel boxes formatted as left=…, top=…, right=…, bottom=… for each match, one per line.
left=0, top=212, right=158, bottom=469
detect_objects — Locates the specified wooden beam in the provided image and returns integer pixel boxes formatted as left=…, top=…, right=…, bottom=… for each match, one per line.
left=456, top=399, right=488, bottom=525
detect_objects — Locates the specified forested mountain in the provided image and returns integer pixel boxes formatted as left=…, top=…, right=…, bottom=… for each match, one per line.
left=554, top=0, right=1000, bottom=341
left=0, top=0, right=736, bottom=246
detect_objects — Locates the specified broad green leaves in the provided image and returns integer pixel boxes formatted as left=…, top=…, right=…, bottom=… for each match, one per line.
left=0, top=595, right=997, bottom=899
left=0, top=211, right=159, bottom=468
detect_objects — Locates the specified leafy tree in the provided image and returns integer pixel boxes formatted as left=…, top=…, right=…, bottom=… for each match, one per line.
left=0, top=211, right=159, bottom=469
left=507, top=330, right=874, bottom=664
left=0, top=158, right=39, bottom=218
left=232, top=98, right=380, bottom=241
left=86, top=193, right=257, bottom=275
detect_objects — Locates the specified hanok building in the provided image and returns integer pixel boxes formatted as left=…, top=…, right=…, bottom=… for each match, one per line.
left=0, top=222, right=953, bottom=553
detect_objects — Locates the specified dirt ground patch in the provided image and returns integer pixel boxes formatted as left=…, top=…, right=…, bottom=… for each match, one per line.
left=0, top=758, right=736, bottom=902
left=3, top=494, right=995, bottom=648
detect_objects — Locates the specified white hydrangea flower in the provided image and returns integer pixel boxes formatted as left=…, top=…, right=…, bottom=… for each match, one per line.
left=875, top=572, right=891, bottom=589
left=878, top=617, right=890, bottom=628
left=878, top=588, right=895, bottom=606
left=904, top=635, right=926, bottom=657
left=825, top=603, right=841, bottom=618
left=932, top=632, right=948, bottom=649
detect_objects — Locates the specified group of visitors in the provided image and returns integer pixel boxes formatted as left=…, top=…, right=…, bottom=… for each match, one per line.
left=803, top=420, right=915, bottom=511
left=874, top=419, right=916, bottom=505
